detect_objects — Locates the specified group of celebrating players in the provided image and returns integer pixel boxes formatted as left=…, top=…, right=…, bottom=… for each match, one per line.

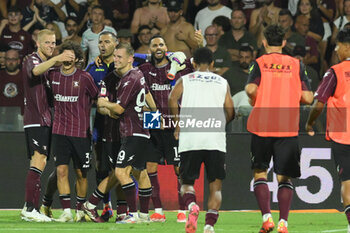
left=17, top=20, right=350, bottom=233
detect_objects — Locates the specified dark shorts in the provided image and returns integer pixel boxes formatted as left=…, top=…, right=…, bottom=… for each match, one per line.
left=115, top=136, right=154, bottom=170
left=250, top=134, right=301, bottom=178
left=24, top=126, right=51, bottom=159
left=332, top=141, right=350, bottom=181
left=102, top=141, right=121, bottom=168
left=180, top=150, right=226, bottom=184
left=148, top=129, right=180, bottom=166
left=52, top=134, right=92, bottom=170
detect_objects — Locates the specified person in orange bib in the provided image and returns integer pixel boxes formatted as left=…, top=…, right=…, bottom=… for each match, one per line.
left=245, top=24, right=313, bottom=233
left=306, top=27, right=350, bottom=233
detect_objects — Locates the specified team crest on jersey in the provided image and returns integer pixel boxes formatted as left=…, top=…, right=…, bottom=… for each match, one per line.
left=3, top=82, right=18, bottom=98
left=20, top=36, right=25, bottom=41
left=73, top=81, right=80, bottom=87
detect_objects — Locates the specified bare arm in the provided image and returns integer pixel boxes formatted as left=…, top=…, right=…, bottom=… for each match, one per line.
left=305, top=100, right=324, bottom=136
left=245, top=83, right=258, bottom=106
left=0, top=19, right=8, bottom=37
left=45, top=0, right=67, bottom=22
left=130, top=8, right=141, bottom=34
left=249, top=8, right=264, bottom=36
left=224, top=84, right=235, bottom=123
left=145, top=92, right=157, bottom=112
left=32, top=50, right=74, bottom=76
left=301, top=90, right=314, bottom=105
left=168, top=78, right=183, bottom=140
left=97, top=97, right=125, bottom=116
left=0, top=0, right=7, bottom=18
left=67, top=0, right=80, bottom=12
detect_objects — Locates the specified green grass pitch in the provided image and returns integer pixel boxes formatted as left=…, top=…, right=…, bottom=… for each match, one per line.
left=0, top=210, right=347, bottom=233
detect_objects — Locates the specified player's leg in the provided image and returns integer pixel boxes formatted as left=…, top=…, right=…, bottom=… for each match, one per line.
left=115, top=183, right=128, bottom=222
left=22, top=127, right=51, bottom=222
left=203, top=150, right=226, bottom=233
left=133, top=169, right=152, bottom=222
left=40, top=170, right=57, bottom=218
left=148, top=130, right=164, bottom=221
left=56, top=164, right=73, bottom=222
left=96, top=141, right=114, bottom=220
left=251, top=134, right=274, bottom=233
left=74, top=168, right=88, bottom=222
left=180, top=151, right=203, bottom=233
left=82, top=170, right=118, bottom=222
left=174, top=165, right=186, bottom=222
left=273, top=137, right=301, bottom=233
left=331, top=141, right=350, bottom=233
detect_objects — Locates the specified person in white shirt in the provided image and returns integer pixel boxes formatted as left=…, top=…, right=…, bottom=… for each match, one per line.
left=168, top=47, right=234, bottom=233
left=194, top=0, right=232, bottom=39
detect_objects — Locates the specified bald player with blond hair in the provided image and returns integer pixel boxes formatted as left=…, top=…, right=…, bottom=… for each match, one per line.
left=20, top=29, right=74, bottom=222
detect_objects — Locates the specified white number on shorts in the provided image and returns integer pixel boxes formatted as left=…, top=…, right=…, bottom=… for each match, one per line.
left=173, top=147, right=180, bottom=161
left=117, top=150, right=126, bottom=162
left=83, top=152, right=91, bottom=168
left=134, top=88, right=146, bottom=113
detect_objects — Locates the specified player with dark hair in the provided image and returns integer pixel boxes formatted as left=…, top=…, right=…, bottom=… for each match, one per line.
left=245, top=24, right=313, bottom=233
left=139, top=34, right=194, bottom=222
left=21, top=29, right=74, bottom=222
left=83, top=43, right=158, bottom=223
left=169, top=47, right=234, bottom=233
left=49, top=40, right=98, bottom=222
left=306, top=27, right=350, bottom=233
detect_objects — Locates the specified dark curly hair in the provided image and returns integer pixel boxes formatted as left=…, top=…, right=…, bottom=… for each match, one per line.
left=263, top=24, right=285, bottom=46
left=59, top=40, right=83, bottom=61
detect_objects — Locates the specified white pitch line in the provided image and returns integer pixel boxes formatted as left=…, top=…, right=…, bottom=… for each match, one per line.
left=322, top=229, right=347, bottom=232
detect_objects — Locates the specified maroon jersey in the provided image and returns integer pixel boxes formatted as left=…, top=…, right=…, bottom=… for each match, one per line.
left=0, top=70, right=24, bottom=112
left=0, top=26, right=34, bottom=61
left=22, top=52, right=52, bottom=128
left=139, top=59, right=193, bottom=116
left=117, top=68, right=149, bottom=138
left=100, top=70, right=121, bottom=142
left=50, top=68, right=98, bottom=138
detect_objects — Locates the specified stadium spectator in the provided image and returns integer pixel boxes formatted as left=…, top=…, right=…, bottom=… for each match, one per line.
left=212, top=15, right=231, bottom=39
left=62, top=16, right=82, bottom=44
left=99, top=0, right=134, bottom=31
left=231, top=0, right=257, bottom=25
left=278, top=9, right=305, bottom=55
left=49, top=41, right=98, bottom=222
left=218, top=9, right=258, bottom=62
left=194, top=0, right=232, bottom=40
left=205, top=25, right=231, bottom=76
left=306, top=27, right=350, bottom=233
left=224, top=45, right=254, bottom=95
left=0, top=49, right=23, bottom=113
left=22, top=0, right=67, bottom=33
left=293, top=45, right=320, bottom=91
left=92, top=43, right=157, bottom=223
left=81, top=5, right=117, bottom=66
left=135, top=25, right=152, bottom=54
left=331, top=0, right=350, bottom=45
left=168, top=47, right=234, bottom=233
left=317, top=0, right=335, bottom=74
left=245, top=24, right=313, bottom=233
left=130, top=0, right=169, bottom=35
left=117, top=29, right=133, bottom=45
left=21, top=29, right=74, bottom=222
left=0, top=45, right=6, bottom=70
left=0, top=7, right=34, bottom=61
left=295, top=0, right=324, bottom=42
left=138, top=35, right=194, bottom=223
left=249, top=0, right=281, bottom=48
left=294, top=14, right=320, bottom=73
left=161, top=0, right=200, bottom=57
left=46, top=22, right=62, bottom=46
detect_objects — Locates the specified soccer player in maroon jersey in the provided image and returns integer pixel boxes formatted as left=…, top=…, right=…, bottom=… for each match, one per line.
left=21, top=29, right=74, bottom=222
left=48, top=41, right=98, bottom=222
left=138, top=35, right=194, bottom=222
left=83, top=43, right=158, bottom=223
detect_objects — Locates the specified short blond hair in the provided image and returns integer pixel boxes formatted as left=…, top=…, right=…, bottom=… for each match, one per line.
left=37, top=29, right=55, bottom=42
